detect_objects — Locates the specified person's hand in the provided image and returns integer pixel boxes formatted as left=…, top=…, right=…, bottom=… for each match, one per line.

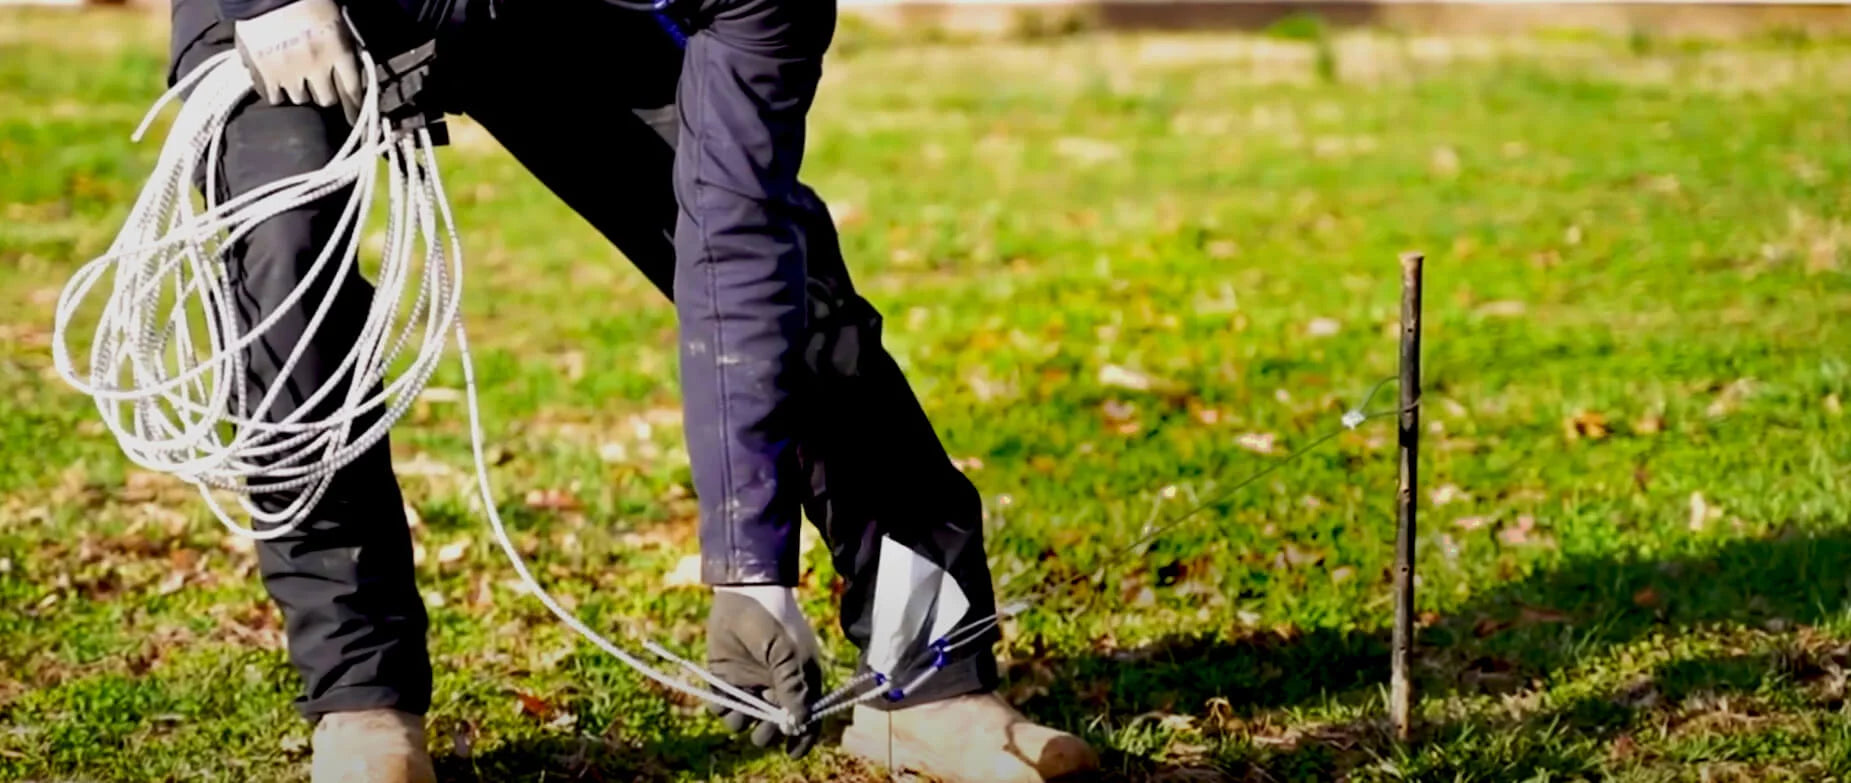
left=233, top=0, right=364, bottom=123
left=707, top=586, right=823, bottom=758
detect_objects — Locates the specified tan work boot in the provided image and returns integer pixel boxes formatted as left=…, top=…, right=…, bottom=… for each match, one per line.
left=309, top=709, right=436, bottom=783
left=841, top=693, right=1098, bottom=782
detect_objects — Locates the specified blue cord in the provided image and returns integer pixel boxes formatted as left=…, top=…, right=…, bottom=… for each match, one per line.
left=652, top=0, right=689, bottom=49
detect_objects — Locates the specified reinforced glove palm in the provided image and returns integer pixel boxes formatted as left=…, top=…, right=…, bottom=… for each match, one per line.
left=233, top=0, right=364, bottom=122
left=707, top=586, right=823, bottom=758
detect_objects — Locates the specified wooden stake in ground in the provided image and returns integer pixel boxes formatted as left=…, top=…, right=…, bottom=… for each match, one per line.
left=1391, top=251, right=1423, bottom=741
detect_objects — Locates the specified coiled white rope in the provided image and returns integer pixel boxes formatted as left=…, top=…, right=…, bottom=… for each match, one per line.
left=49, top=48, right=817, bottom=732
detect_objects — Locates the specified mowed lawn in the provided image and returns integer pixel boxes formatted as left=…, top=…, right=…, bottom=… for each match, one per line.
left=4, top=9, right=1851, bottom=781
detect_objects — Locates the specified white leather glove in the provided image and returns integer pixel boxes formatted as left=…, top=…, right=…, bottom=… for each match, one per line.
left=707, top=585, right=822, bottom=758
left=233, top=0, right=364, bottom=123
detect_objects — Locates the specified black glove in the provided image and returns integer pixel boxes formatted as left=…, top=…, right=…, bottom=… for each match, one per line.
left=706, top=586, right=823, bottom=758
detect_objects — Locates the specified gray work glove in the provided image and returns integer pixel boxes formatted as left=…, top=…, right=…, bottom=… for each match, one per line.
left=232, top=0, right=364, bottom=123
left=707, top=586, right=823, bottom=758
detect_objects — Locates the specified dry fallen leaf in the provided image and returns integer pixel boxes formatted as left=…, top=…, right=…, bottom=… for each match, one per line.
left=1429, top=484, right=1469, bottom=506
left=1455, top=515, right=1489, bottom=531
left=598, top=442, right=629, bottom=463
left=1706, top=379, right=1755, bottom=418
left=523, top=488, right=581, bottom=512
left=1632, top=586, right=1661, bottom=608
left=663, top=554, right=703, bottom=588
left=1430, top=145, right=1461, bottom=176
left=1609, top=733, right=1638, bottom=762
left=1565, top=410, right=1609, bottom=440
left=1519, top=605, right=1570, bottom=624
left=1101, top=399, right=1138, bottom=423
left=396, top=452, right=460, bottom=478
left=1689, top=492, right=1721, bottom=531
left=1306, top=317, right=1341, bottom=337
left=1157, top=713, right=1197, bottom=732
left=1476, top=300, right=1526, bottom=318
left=1099, top=364, right=1158, bottom=391
left=1235, top=432, right=1277, bottom=455
left=437, top=540, right=470, bottom=566
left=1276, top=543, right=1324, bottom=568
left=513, top=691, right=552, bottom=720
left=1498, top=515, right=1538, bottom=545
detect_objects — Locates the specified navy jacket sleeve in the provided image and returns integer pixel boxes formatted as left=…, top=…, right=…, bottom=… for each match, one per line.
left=216, top=0, right=298, bottom=21
left=216, top=0, right=465, bottom=41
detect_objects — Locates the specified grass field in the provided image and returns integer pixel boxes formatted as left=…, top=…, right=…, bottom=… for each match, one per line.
left=4, top=9, right=1851, bottom=782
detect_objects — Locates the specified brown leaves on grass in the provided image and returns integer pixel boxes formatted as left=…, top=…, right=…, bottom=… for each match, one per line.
left=1098, top=364, right=1161, bottom=392
left=1608, top=733, right=1640, bottom=762
left=1101, top=399, right=1141, bottom=435
left=1471, top=604, right=1570, bottom=641
left=662, top=554, right=703, bottom=589
left=209, top=601, right=284, bottom=650
left=1235, top=432, right=1277, bottom=455
left=1518, top=605, right=1571, bottom=624
left=523, top=487, right=581, bottom=513
left=1429, top=484, right=1469, bottom=507
left=1688, top=491, right=1728, bottom=532
left=1705, top=378, right=1756, bottom=418
left=1564, top=410, right=1609, bottom=441
left=514, top=690, right=552, bottom=720
left=1497, top=515, right=1553, bottom=548
left=1271, top=543, right=1325, bottom=570
left=1632, top=586, right=1662, bottom=609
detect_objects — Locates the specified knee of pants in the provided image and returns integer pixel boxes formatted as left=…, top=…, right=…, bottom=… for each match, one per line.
left=233, top=207, right=372, bottom=310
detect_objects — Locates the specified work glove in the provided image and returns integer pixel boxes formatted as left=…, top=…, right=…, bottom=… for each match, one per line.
left=707, top=586, right=823, bottom=758
left=233, top=0, right=365, bottom=124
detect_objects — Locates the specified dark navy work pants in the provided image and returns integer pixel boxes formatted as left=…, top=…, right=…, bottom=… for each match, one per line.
left=169, top=0, right=999, bottom=721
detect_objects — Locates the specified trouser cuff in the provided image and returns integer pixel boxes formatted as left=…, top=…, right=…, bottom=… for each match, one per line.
left=298, top=686, right=430, bottom=724
left=861, top=647, right=1001, bottom=712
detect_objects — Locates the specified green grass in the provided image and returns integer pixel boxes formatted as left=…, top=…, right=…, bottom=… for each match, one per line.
left=5, top=10, right=1851, bottom=782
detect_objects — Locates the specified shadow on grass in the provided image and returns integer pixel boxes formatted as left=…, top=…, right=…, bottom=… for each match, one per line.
left=428, top=720, right=884, bottom=782
left=1025, top=524, right=1851, bottom=779
left=430, top=729, right=770, bottom=782
left=415, top=526, right=1850, bottom=781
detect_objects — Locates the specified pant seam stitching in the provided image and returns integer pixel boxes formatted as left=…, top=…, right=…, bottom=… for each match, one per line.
left=689, top=34, right=741, bottom=579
